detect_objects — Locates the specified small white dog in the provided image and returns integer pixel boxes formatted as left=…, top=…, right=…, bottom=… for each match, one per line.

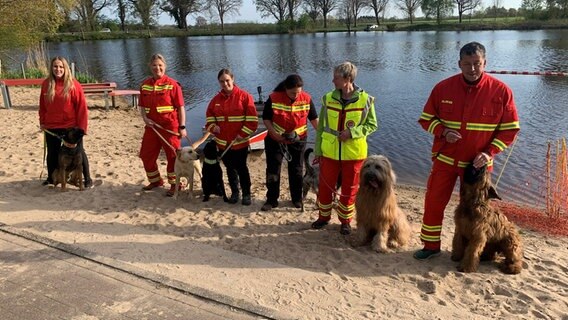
left=173, top=146, right=202, bottom=200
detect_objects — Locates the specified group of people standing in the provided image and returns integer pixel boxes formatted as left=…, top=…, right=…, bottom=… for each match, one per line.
left=39, top=41, right=519, bottom=259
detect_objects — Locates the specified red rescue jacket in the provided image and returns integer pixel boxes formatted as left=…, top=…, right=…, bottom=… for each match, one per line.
left=206, top=85, right=258, bottom=150
left=139, top=75, right=184, bottom=131
left=418, top=73, right=520, bottom=168
left=39, top=78, right=88, bottom=133
left=268, top=91, right=311, bottom=142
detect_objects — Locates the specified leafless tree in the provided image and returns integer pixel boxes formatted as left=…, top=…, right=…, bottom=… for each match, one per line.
left=351, top=0, right=368, bottom=27
left=492, top=0, right=502, bottom=21
left=114, top=0, right=129, bottom=31
left=317, top=0, right=339, bottom=28
left=208, top=0, right=241, bottom=30
left=161, top=0, right=202, bottom=29
left=127, top=0, right=160, bottom=29
left=286, top=0, right=302, bottom=21
left=303, top=0, right=320, bottom=23
left=340, top=0, right=355, bottom=31
left=367, top=0, right=388, bottom=25
left=395, top=0, right=422, bottom=23
left=455, top=0, right=481, bottom=22
left=74, top=0, right=111, bottom=31
left=255, top=0, right=288, bottom=23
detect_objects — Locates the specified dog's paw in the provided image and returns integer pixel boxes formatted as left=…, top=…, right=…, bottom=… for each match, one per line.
left=372, top=245, right=393, bottom=254
left=457, top=264, right=476, bottom=273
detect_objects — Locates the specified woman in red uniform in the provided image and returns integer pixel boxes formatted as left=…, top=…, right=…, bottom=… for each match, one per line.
left=261, top=74, right=318, bottom=211
left=138, top=54, right=187, bottom=196
left=205, top=69, right=258, bottom=205
left=39, top=56, right=93, bottom=189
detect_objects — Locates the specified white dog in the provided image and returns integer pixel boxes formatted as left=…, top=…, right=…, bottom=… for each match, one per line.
left=173, top=146, right=202, bottom=200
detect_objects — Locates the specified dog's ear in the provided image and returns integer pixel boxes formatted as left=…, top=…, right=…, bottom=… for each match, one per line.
left=488, top=185, right=502, bottom=200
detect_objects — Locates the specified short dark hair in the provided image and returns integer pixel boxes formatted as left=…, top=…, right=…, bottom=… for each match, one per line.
left=460, top=42, right=486, bottom=59
left=274, top=74, right=304, bottom=92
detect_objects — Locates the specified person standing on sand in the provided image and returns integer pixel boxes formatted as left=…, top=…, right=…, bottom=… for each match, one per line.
left=138, top=53, right=187, bottom=197
left=39, top=56, right=93, bottom=189
left=310, top=61, right=378, bottom=235
left=205, top=68, right=258, bottom=206
left=261, top=74, right=318, bottom=211
left=414, top=42, right=520, bottom=260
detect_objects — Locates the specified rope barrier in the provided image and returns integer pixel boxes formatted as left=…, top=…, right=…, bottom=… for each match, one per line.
left=487, top=70, right=568, bottom=77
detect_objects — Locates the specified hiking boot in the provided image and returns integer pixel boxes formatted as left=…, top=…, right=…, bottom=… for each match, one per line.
left=311, top=219, right=329, bottom=230
left=242, top=194, right=252, bottom=206
left=142, top=180, right=164, bottom=191
left=261, top=200, right=279, bottom=211
left=340, top=223, right=351, bottom=235
left=413, top=249, right=441, bottom=260
left=84, top=179, right=93, bottom=189
left=42, top=179, right=52, bottom=186
left=292, top=200, right=302, bottom=209
left=228, top=192, right=240, bottom=204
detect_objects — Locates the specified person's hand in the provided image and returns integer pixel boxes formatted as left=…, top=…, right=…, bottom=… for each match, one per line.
left=312, top=156, right=320, bottom=166
left=473, top=152, right=491, bottom=169
left=272, top=133, right=286, bottom=143
left=338, top=129, right=351, bottom=142
left=144, top=117, right=155, bottom=127
left=235, top=135, right=247, bottom=143
left=179, top=128, right=187, bottom=138
left=211, top=125, right=220, bottom=134
left=443, top=128, right=462, bottom=143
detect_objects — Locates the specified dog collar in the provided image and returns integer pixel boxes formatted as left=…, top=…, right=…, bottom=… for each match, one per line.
left=204, top=158, right=218, bottom=165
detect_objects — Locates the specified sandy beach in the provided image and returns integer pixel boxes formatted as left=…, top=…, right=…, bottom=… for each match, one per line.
left=0, top=87, right=566, bottom=319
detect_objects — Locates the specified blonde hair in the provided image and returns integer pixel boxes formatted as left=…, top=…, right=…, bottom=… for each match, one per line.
left=46, top=56, right=75, bottom=102
left=334, top=61, right=357, bottom=82
left=150, top=53, right=167, bottom=66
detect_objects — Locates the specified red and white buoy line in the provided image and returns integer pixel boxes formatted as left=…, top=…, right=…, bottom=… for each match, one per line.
left=487, top=70, right=568, bottom=76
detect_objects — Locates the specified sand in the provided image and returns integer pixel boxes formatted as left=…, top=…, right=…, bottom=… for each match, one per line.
left=0, top=87, right=566, bottom=319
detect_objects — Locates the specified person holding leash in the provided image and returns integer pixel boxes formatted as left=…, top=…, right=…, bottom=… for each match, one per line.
left=311, top=62, right=378, bottom=235
left=205, top=68, right=258, bottom=205
left=261, top=74, right=318, bottom=211
left=138, top=53, right=187, bottom=197
left=414, top=42, right=520, bottom=260
left=39, top=56, right=93, bottom=189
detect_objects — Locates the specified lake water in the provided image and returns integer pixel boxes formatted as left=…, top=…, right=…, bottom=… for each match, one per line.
left=34, top=30, right=568, bottom=204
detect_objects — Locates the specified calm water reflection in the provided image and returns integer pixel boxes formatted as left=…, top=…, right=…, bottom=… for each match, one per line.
left=40, top=30, right=568, bottom=204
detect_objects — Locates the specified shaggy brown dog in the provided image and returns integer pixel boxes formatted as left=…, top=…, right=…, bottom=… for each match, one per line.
left=52, top=128, right=85, bottom=191
left=451, top=164, right=523, bottom=274
left=350, top=155, right=411, bottom=253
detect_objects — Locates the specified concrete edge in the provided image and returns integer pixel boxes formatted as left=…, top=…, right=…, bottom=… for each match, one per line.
left=0, top=224, right=295, bottom=320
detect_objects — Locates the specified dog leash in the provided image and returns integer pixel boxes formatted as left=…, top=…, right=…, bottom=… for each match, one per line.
left=150, top=126, right=178, bottom=153
left=494, top=136, right=518, bottom=189
left=219, top=139, right=236, bottom=159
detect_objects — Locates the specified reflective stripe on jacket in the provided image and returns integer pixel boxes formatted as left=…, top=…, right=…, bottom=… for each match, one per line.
left=269, top=91, right=311, bottom=141
left=316, top=87, right=378, bottom=161
left=205, top=85, right=258, bottom=150
left=418, top=73, right=520, bottom=167
left=139, top=75, right=184, bottom=130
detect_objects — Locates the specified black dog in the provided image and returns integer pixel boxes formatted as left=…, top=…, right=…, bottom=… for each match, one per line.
left=52, top=127, right=85, bottom=191
left=201, top=140, right=228, bottom=202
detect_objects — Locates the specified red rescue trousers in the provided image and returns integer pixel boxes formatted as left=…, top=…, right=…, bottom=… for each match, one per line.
left=317, top=157, right=364, bottom=224
left=420, top=160, right=465, bottom=250
left=139, top=127, right=180, bottom=185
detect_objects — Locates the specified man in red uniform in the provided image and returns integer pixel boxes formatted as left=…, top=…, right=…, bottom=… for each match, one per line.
left=138, top=54, right=186, bottom=197
left=415, top=42, right=520, bottom=260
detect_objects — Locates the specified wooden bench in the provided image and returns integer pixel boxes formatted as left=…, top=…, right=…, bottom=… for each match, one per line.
left=109, top=89, right=140, bottom=109
left=0, top=78, right=44, bottom=109
left=81, top=82, right=117, bottom=110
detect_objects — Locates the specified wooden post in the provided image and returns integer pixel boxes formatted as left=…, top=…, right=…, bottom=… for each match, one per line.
left=71, top=62, right=75, bottom=77
left=21, top=63, right=26, bottom=79
left=0, top=59, right=2, bottom=78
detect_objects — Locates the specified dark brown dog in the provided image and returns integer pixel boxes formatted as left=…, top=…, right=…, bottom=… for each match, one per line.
left=451, top=164, right=523, bottom=274
left=52, top=128, right=85, bottom=191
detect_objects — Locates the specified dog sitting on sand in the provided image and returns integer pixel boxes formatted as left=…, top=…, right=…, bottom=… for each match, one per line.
left=201, top=140, right=228, bottom=202
left=350, top=155, right=411, bottom=253
left=173, top=146, right=202, bottom=200
left=52, top=127, right=85, bottom=191
left=302, top=148, right=320, bottom=203
left=451, top=164, right=523, bottom=274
